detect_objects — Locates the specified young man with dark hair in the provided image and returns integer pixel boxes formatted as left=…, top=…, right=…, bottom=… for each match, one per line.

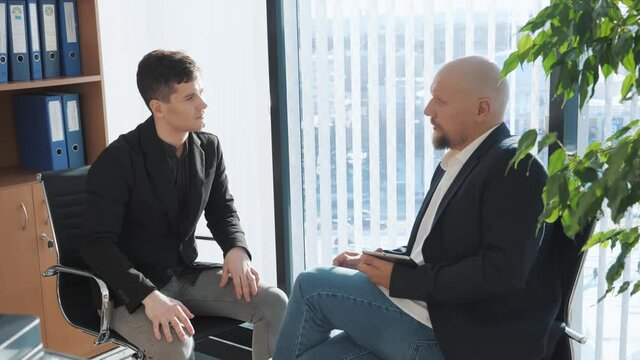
left=81, top=49, right=287, bottom=360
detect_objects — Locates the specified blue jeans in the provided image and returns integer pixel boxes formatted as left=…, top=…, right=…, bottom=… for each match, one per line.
left=273, top=267, right=445, bottom=360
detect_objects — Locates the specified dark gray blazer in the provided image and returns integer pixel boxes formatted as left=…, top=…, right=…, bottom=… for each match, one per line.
left=81, top=117, right=249, bottom=313
left=389, top=123, right=560, bottom=359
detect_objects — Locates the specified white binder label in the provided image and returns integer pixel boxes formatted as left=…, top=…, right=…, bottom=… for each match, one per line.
left=64, top=2, right=77, bottom=43
left=49, top=100, right=64, bottom=142
left=10, top=5, right=27, bottom=54
left=67, top=100, right=80, bottom=131
left=29, top=3, right=39, bottom=52
left=42, top=4, right=57, bottom=52
left=0, top=4, right=6, bottom=53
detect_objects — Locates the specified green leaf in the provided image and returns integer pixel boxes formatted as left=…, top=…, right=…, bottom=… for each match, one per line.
left=579, top=70, right=591, bottom=109
left=501, top=52, right=520, bottom=79
left=591, top=66, right=600, bottom=99
left=613, top=32, right=633, bottom=61
left=622, top=49, right=636, bottom=73
left=520, top=6, right=552, bottom=33
left=606, top=119, right=640, bottom=143
left=507, top=130, right=538, bottom=174
left=618, top=281, right=631, bottom=295
left=596, top=18, right=615, bottom=38
left=602, top=63, right=615, bottom=78
left=586, top=141, right=603, bottom=155
left=583, top=229, right=623, bottom=251
left=608, top=181, right=630, bottom=224
left=537, top=133, right=558, bottom=152
left=548, top=148, right=567, bottom=175
left=597, top=287, right=615, bottom=303
left=543, top=50, right=558, bottom=75
left=571, top=190, right=605, bottom=238
left=574, top=166, right=598, bottom=182
left=533, top=30, right=550, bottom=46
left=539, top=202, right=560, bottom=225
left=606, top=142, right=631, bottom=180
left=621, top=73, right=636, bottom=100
left=557, top=175, right=570, bottom=206
left=518, top=34, right=534, bottom=53
left=606, top=254, right=626, bottom=285
left=632, top=281, right=640, bottom=296
left=575, top=10, right=592, bottom=40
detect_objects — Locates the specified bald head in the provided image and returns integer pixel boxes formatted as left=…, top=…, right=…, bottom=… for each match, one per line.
left=436, top=56, right=509, bottom=123
left=424, top=56, right=510, bottom=150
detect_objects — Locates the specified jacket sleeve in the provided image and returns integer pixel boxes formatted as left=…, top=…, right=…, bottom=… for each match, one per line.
left=203, top=136, right=251, bottom=259
left=80, top=146, right=157, bottom=313
left=389, top=152, right=547, bottom=303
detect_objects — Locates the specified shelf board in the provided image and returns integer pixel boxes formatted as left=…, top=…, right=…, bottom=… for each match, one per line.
left=0, top=167, right=40, bottom=188
left=0, top=75, right=102, bottom=91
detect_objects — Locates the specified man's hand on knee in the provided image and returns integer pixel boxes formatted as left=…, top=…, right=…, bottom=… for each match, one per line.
left=142, top=290, right=195, bottom=343
left=220, top=247, right=259, bottom=302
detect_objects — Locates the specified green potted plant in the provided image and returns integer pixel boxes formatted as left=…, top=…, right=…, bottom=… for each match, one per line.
left=501, top=0, right=640, bottom=297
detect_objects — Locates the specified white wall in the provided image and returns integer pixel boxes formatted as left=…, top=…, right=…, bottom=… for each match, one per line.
left=96, top=0, right=277, bottom=285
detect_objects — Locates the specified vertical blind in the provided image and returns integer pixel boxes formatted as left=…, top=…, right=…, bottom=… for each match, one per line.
left=296, top=0, right=549, bottom=266
left=289, top=0, right=639, bottom=357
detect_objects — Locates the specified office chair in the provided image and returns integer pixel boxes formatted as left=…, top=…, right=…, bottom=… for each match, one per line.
left=544, top=219, right=596, bottom=360
left=40, top=166, right=244, bottom=359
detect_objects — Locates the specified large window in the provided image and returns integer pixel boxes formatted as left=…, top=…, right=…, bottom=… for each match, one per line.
left=291, top=0, right=549, bottom=268
left=279, top=0, right=639, bottom=358
left=572, top=75, right=640, bottom=360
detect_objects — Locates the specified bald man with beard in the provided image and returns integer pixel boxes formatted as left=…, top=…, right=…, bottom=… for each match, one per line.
left=273, top=56, right=561, bottom=360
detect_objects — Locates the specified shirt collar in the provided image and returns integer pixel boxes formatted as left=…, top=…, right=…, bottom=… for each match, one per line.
left=440, top=124, right=501, bottom=171
left=161, top=135, right=190, bottom=159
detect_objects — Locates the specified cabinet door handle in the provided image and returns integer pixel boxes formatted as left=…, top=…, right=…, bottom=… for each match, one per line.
left=42, top=200, right=49, bottom=226
left=20, top=202, right=28, bottom=230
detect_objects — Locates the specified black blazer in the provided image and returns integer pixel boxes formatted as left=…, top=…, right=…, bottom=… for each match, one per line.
left=81, top=117, right=249, bottom=313
left=389, top=123, right=560, bottom=360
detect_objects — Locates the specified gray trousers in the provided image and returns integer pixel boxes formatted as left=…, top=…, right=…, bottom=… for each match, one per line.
left=110, top=268, right=288, bottom=360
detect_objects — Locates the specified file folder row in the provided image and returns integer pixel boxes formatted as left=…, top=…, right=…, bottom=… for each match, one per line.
left=14, top=92, right=85, bottom=170
left=0, top=0, right=81, bottom=83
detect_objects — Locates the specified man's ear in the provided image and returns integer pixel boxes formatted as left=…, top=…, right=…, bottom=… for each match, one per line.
left=149, top=99, right=163, bottom=117
left=477, top=98, right=491, bottom=120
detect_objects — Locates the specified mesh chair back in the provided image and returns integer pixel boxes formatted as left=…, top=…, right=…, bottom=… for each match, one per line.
left=40, top=166, right=101, bottom=334
left=546, top=220, right=596, bottom=360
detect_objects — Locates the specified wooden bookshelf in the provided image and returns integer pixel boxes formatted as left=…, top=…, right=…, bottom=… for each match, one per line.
left=0, top=0, right=114, bottom=357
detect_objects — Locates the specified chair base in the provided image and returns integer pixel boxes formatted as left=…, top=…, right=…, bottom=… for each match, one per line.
left=195, top=325, right=253, bottom=360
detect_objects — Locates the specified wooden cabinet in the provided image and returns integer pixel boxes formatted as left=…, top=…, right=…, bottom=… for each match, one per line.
left=0, top=184, right=44, bottom=321
left=0, top=0, right=114, bottom=357
left=0, top=179, right=115, bottom=357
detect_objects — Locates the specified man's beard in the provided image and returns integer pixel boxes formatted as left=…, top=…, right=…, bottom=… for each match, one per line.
left=432, top=129, right=467, bottom=150
left=432, top=130, right=450, bottom=150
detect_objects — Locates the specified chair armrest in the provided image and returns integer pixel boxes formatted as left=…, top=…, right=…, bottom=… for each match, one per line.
left=42, top=265, right=112, bottom=345
left=561, top=323, right=587, bottom=344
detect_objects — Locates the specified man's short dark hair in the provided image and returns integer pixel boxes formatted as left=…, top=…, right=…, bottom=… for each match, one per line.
left=136, top=50, right=200, bottom=109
